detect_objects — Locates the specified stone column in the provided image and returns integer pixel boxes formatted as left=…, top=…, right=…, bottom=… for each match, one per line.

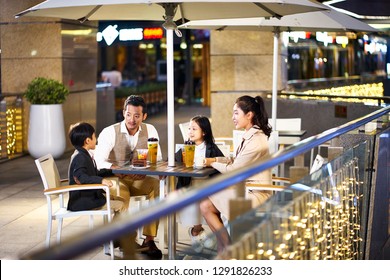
left=0, top=0, right=98, bottom=153
left=209, top=30, right=286, bottom=138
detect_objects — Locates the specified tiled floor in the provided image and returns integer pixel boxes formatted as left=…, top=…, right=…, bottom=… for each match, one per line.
left=0, top=104, right=216, bottom=260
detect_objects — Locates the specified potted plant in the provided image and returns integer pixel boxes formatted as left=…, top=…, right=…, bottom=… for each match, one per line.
left=24, top=77, right=70, bottom=159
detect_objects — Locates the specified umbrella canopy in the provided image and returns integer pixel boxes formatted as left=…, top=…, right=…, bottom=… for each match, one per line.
left=16, top=1, right=328, bottom=21
left=178, top=8, right=378, bottom=32
left=179, top=8, right=378, bottom=128
left=15, top=0, right=328, bottom=167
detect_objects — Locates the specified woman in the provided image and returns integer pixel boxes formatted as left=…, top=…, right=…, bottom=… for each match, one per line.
left=175, top=115, right=224, bottom=252
left=201, top=95, right=273, bottom=252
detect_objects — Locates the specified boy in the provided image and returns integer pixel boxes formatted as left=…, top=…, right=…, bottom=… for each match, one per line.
left=68, top=122, right=123, bottom=212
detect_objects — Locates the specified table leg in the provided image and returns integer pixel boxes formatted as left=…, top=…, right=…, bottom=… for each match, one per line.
left=157, top=179, right=166, bottom=250
left=167, top=175, right=176, bottom=259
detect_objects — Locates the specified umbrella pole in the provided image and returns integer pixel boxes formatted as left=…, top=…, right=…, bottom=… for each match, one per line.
left=271, top=30, right=280, bottom=130
left=167, top=29, right=175, bottom=167
left=166, top=29, right=177, bottom=260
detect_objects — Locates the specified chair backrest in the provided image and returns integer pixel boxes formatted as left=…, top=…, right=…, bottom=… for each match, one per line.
left=268, top=131, right=279, bottom=154
left=175, top=143, right=184, bottom=152
left=272, top=118, right=301, bottom=131
left=35, top=154, right=61, bottom=191
left=178, top=122, right=190, bottom=141
left=216, top=143, right=231, bottom=157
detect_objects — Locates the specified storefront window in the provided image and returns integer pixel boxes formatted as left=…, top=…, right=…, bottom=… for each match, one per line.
left=286, top=32, right=387, bottom=81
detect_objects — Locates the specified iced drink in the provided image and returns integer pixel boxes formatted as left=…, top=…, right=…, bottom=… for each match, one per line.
left=137, top=149, right=148, bottom=160
left=183, top=143, right=195, bottom=168
left=147, top=137, right=158, bottom=164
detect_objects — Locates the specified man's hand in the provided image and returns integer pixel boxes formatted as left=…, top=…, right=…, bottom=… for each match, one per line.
left=125, top=174, right=146, bottom=180
left=102, top=178, right=113, bottom=187
left=111, top=165, right=146, bottom=180
left=115, top=173, right=126, bottom=179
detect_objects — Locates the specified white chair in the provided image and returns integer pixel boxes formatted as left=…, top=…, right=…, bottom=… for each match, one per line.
left=35, top=154, right=116, bottom=259
left=245, top=176, right=291, bottom=205
left=175, top=143, right=184, bottom=153
left=310, top=141, right=331, bottom=167
left=270, top=118, right=303, bottom=176
left=215, top=129, right=245, bottom=156
left=272, top=118, right=302, bottom=145
left=216, top=143, right=231, bottom=157
left=178, top=122, right=190, bottom=141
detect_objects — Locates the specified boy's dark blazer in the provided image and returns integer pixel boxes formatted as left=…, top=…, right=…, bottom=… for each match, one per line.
left=67, top=147, right=113, bottom=211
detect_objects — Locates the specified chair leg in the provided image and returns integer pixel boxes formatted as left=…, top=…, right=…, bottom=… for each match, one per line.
left=102, top=215, right=114, bottom=260
left=106, top=241, right=114, bottom=260
left=89, top=215, right=94, bottom=229
left=46, top=218, right=53, bottom=248
left=56, top=218, right=63, bottom=244
left=110, top=241, right=114, bottom=259
left=103, top=241, right=114, bottom=260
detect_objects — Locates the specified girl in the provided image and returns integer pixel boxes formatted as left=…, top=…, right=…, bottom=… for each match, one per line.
left=175, top=115, right=224, bottom=253
left=201, top=95, right=273, bottom=252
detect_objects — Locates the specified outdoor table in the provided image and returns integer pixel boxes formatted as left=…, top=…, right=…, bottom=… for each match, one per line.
left=113, top=161, right=218, bottom=259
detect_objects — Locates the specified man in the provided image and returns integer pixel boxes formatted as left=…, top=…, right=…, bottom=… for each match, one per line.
left=95, top=95, right=163, bottom=259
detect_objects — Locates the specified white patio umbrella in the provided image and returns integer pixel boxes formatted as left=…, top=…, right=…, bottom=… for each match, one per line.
left=179, top=8, right=378, bottom=129
left=16, top=0, right=328, bottom=167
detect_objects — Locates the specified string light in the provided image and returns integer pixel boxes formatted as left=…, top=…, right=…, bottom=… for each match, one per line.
left=282, top=83, right=384, bottom=105
left=222, top=158, right=363, bottom=260
left=0, top=97, right=23, bottom=159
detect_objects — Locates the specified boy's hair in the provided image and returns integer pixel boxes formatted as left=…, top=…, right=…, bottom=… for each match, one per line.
left=69, top=122, right=95, bottom=148
left=123, top=95, right=147, bottom=114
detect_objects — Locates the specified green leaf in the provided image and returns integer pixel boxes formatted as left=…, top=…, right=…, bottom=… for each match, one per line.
left=24, top=77, right=69, bottom=104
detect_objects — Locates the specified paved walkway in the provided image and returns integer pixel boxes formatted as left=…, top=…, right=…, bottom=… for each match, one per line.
left=0, top=104, right=213, bottom=260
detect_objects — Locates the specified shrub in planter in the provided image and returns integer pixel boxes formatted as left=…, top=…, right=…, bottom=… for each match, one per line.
left=24, top=77, right=69, bottom=104
left=24, top=77, right=70, bottom=159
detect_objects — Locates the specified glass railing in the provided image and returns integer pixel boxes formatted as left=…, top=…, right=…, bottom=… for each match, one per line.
left=23, top=106, right=390, bottom=260
left=221, top=141, right=370, bottom=260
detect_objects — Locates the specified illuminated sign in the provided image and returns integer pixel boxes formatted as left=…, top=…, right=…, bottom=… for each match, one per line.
left=143, top=28, right=164, bottom=40
left=364, top=39, right=387, bottom=54
left=316, top=32, right=333, bottom=46
left=97, top=25, right=164, bottom=45
left=101, top=25, right=119, bottom=46
left=335, top=36, right=348, bottom=47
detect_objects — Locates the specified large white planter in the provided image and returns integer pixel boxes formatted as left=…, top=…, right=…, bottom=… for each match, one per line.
left=28, top=104, right=66, bottom=159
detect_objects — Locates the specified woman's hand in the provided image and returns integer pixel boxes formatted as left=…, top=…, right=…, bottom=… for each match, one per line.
left=204, top=157, right=217, bottom=167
